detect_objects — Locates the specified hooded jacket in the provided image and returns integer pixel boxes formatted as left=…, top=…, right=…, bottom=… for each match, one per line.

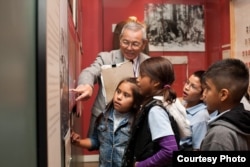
left=201, top=103, right=250, bottom=150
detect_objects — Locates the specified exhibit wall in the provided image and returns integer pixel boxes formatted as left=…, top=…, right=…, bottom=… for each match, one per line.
left=79, top=0, right=230, bottom=157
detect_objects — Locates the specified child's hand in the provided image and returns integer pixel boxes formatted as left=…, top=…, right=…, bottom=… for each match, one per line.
left=71, top=131, right=81, bottom=144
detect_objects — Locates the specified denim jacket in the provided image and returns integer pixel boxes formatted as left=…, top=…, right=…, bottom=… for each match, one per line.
left=89, top=108, right=133, bottom=167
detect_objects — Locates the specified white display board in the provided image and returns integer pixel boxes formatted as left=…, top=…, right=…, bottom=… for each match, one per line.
left=231, top=0, right=250, bottom=65
left=231, top=0, right=250, bottom=94
left=46, top=0, right=67, bottom=166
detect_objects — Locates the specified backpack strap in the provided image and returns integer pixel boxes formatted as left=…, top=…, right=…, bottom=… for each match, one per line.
left=145, top=99, right=181, bottom=149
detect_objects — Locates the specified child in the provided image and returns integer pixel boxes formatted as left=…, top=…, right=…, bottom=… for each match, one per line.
left=180, top=70, right=210, bottom=151
left=241, top=92, right=250, bottom=110
left=122, top=57, right=179, bottom=167
left=200, top=58, right=250, bottom=150
left=71, top=77, right=142, bottom=167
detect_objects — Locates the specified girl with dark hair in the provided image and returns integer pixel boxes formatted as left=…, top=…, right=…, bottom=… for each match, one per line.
left=71, top=77, right=142, bottom=167
left=122, top=57, right=179, bottom=167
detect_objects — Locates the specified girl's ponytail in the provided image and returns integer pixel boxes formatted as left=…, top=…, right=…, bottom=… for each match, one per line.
left=163, top=84, right=176, bottom=104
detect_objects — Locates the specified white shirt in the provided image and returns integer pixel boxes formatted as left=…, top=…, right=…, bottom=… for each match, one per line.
left=113, top=110, right=129, bottom=131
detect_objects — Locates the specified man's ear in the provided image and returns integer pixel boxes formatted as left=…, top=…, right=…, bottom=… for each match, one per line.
left=142, top=40, right=148, bottom=50
left=219, top=88, right=229, bottom=102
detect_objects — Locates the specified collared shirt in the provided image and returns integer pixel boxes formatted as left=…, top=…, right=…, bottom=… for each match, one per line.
left=207, top=109, right=230, bottom=125
left=209, top=110, right=218, bottom=120
left=125, top=56, right=139, bottom=77
left=241, top=96, right=250, bottom=111
left=180, top=103, right=209, bottom=149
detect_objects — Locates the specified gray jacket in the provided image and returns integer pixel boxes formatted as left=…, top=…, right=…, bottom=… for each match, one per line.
left=78, top=49, right=149, bottom=117
left=201, top=104, right=250, bottom=150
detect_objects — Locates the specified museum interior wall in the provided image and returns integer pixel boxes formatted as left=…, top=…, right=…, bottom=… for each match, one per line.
left=78, top=0, right=230, bottom=157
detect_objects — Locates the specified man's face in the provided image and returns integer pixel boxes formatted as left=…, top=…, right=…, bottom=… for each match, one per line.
left=119, top=29, right=146, bottom=60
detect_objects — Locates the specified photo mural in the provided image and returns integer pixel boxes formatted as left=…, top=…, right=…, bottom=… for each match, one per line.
left=144, top=3, right=205, bottom=52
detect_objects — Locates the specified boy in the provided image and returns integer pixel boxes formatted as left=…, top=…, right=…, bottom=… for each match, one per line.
left=180, top=70, right=209, bottom=151
left=201, top=58, right=250, bottom=150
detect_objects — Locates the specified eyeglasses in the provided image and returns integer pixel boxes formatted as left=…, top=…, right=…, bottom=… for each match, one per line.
left=120, top=39, right=142, bottom=49
left=184, top=80, right=202, bottom=91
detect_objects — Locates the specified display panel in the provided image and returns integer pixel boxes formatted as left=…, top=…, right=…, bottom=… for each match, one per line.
left=46, top=0, right=63, bottom=166
left=230, top=0, right=250, bottom=97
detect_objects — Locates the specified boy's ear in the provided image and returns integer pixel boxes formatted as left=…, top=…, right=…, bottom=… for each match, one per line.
left=219, top=88, right=229, bottom=102
left=200, top=94, right=205, bottom=101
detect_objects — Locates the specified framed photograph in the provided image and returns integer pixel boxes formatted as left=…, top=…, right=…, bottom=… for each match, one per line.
left=144, top=3, right=205, bottom=52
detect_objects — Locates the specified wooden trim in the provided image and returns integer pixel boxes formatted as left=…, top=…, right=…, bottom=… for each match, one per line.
left=230, top=0, right=235, bottom=58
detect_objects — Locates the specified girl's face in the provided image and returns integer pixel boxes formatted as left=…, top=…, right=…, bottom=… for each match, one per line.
left=113, top=82, right=135, bottom=113
left=137, top=73, right=156, bottom=97
left=202, top=78, right=220, bottom=112
left=183, top=74, right=203, bottom=107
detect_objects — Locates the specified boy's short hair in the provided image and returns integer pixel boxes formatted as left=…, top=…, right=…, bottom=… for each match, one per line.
left=204, top=58, right=249, bottom=103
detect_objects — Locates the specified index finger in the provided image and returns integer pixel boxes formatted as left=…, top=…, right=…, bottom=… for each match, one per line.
left=69, top=88, right=79, bottom=92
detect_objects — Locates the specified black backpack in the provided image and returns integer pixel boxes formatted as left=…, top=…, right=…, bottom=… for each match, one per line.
left=121, top=99, right=181, bottom=167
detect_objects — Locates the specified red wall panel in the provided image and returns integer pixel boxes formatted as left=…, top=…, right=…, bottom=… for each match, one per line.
left=80, top=0, right=103, bottom=155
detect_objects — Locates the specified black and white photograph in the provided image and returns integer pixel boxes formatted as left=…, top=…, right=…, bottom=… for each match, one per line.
left=144, top=3, right=205, bottom=52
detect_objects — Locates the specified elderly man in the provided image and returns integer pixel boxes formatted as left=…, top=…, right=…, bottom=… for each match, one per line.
left=71, top=21, right=150, bottom=136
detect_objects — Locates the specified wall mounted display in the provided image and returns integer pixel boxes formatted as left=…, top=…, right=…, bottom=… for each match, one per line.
left=230, top=0, right=250, bottom=63
left=230, top=0, right=250, bottom=97
left=144, top=3, right=205, bottom=52
left=46, top=0, right=64, bottom=166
